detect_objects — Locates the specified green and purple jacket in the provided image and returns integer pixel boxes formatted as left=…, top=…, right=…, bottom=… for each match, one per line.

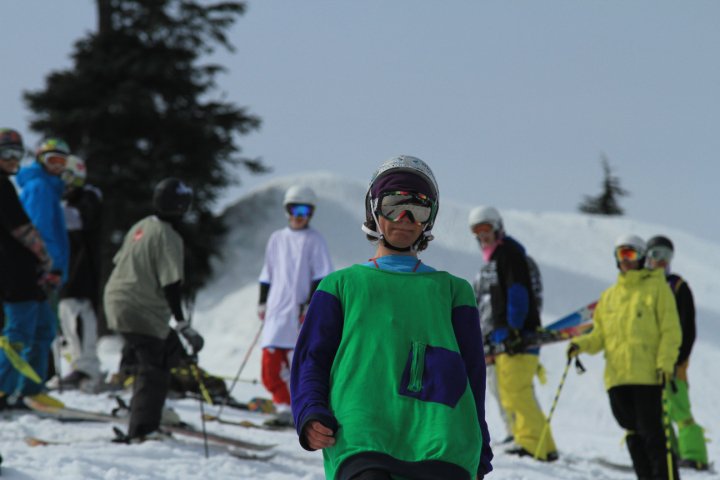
left=291, top=264, right=493, bottom=480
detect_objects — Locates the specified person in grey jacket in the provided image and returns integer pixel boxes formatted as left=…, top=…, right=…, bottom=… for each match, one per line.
left=104, top=178, right=203, bottom=441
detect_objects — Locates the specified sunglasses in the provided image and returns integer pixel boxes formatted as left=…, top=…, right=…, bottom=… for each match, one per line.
left=0, top=147, right=24, bottom=161
left=615, top=246, right=640, bottom=262
left=376, top=191, right=436, bottom=225
left=471, top=223, right=494, bottom=235
left=647, top=246, right=673, bottom=262
left=287, top=204, right=313, bottom=218
left=40, top=152, right=68, bottom=168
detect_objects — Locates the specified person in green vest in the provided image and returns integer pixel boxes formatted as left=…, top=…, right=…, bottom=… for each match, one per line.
left=290, top=156, right=493, bottom=480
left=646, top=235, right=709, bottom=471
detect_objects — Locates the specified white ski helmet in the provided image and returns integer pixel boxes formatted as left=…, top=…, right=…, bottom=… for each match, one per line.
left=283, top=185, right=316, bottom=207
left=362, top=155, right=439, bottom=251
left=468, top=206, right=503, bottom=232
left=61, top=155, right=87, bottom=188
left=614, top=234, right=646, bottom=256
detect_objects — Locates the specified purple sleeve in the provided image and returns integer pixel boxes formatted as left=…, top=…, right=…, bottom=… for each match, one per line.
left=452, top=304, right=494, bottom=476
left=290, top=290, right=343, bottom=449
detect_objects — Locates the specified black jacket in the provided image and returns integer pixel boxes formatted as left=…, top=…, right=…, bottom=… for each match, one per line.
left=0, top=174, right=45, bottom=301
left=60, top=185, right=103, bottom=303
left=668, top=273, right=696, bottom=365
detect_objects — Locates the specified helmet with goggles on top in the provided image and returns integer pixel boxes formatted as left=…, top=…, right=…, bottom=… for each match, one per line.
left=0, top=129, right=25, bottom=172
left=362, top=155, right=439, bottom=252
left=35, top=137, right=70, bottom=172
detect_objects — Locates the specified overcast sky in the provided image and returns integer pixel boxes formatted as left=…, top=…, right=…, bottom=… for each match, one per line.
left=3, top=1, right=719, bottom=242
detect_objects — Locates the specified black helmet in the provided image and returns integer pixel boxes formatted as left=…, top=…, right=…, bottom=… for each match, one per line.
left=153, top=178, right=193, bottom=217
left=646, top=235, right=674, bottom=264
left=647, top=235, right=674, bottom=252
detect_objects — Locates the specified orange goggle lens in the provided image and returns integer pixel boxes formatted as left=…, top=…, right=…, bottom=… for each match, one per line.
left=41, top=153, right=68, bottom=167
left=471, top=223, right=494, bottom=235
left=615, top=246, right=640, bottom=262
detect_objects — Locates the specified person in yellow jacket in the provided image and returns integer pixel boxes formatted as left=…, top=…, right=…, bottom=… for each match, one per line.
left=568, top=234, right=681, bottom=480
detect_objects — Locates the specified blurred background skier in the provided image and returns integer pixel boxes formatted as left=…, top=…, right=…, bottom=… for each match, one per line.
left=257, top=184, right=333, bottom=426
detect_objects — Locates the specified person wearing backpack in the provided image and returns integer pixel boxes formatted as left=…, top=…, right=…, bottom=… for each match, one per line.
left=646, top=235, right=709, bottom=471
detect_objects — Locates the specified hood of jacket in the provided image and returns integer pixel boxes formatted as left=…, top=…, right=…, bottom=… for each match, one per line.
left=16, top=161, right=65, bottom=197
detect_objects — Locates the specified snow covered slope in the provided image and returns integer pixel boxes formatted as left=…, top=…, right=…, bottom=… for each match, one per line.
left=1, top=172, right=717, bottom=479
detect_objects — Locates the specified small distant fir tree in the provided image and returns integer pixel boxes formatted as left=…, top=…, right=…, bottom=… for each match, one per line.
left=24, top=0, right=267, bottom=309
left=578, top=155, right=629, bottom=216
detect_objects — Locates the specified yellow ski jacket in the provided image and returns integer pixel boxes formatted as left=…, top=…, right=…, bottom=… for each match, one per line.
left=573, top=268, right=681, bottom=390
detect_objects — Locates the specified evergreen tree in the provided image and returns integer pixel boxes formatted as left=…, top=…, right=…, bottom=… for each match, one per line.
left=24, top=0, right=265, bottom=308
left=578, top=155, right=628, bottom=216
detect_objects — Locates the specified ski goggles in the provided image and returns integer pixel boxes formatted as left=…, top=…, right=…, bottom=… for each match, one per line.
left=615, top=246, right=641, bottom=262
left=39, top=152, right=68, bottom=168
left=376, top=191, right=436, bottom=225
left=286, top=203, right=314, bottom=218
left=471, top=223, right=494, bottom=235
left=647, top=246, right=673, bottom=262
left=0, top=147, right=24, bottom=161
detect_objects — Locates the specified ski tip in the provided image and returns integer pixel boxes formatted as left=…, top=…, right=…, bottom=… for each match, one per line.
left=24, top=436, right=54, bottom=447
left=229, top=449, right=277, bottom=462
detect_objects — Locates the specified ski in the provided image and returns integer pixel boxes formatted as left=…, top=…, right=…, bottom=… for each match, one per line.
left=545, top=301, right=598, bottom=331
left=591, top=457, right=635, bottom=473
left=181, top=393, right=276, bottom=414
left=24, top=434, right=276, bottom=462
left=227, top=450, right=277, bottom=462
left=202, top=414, right=293, bottom=431
left=485, top=300, right=598, bottom=364
left=25, top=436, right=78, bottom=447
left=23, top=397, right=276, bottom=451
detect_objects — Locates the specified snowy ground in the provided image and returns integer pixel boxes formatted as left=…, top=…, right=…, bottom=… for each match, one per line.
left=1, top=173, right=718, bottom=479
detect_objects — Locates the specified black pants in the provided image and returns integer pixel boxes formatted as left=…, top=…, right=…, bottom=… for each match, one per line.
left=608, top=385, right=680, bottom=480
left=351, top=471, right=393, bottom=480
left=121, top=331, right=183, bottom=438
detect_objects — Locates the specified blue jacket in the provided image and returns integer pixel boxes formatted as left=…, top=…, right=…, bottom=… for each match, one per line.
left=16, top=162, right=69, bottom=281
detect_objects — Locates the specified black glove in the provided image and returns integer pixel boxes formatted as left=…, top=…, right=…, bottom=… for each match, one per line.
left=503, top=328, right=524, bottom=355
left=176, top=321, right=204, bottom=354
left=567, top=342, right=581, bottom=360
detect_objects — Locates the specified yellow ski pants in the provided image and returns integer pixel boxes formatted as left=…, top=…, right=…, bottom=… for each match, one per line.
left=495, top=353, right=557, bottom=459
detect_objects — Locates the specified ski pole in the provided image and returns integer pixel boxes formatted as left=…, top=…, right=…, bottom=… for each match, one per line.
left=662, top=387, right=675, bottom=480
left=190, top=362, right=210, bottom=459
left=218, top=322, right=263, bottom=418
left=534, top=356, right=574, bottom=460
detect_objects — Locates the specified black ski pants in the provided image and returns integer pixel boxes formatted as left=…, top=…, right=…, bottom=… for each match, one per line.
left=350, top=471, right=392, bottom=480
left=122, top=331, right=183, bottom=438
left=608, top=384, right=680, bottom=480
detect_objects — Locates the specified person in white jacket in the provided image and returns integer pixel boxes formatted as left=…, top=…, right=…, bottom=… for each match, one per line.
left=257, top=185, right=333, bottom=426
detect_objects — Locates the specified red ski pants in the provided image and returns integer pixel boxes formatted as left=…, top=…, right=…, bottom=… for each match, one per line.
left=261, top=347, right=292, bottom=406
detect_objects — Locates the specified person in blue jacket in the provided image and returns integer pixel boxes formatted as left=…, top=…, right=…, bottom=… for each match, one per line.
left=16, top=138, right=70, bottom=284
left=0, top=131, right=64, bottom=409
